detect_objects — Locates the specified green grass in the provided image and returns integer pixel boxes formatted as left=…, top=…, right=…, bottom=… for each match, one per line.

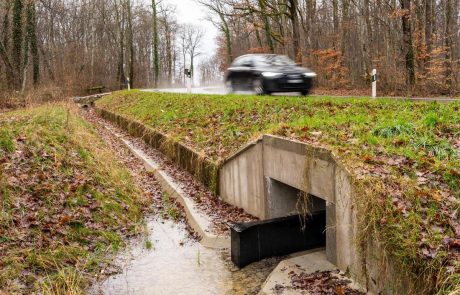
left=160, top=192, right=181, bottom=222
left=97, top=90, right=460, bottom=293
left=0, top=104, right=150, bottom=294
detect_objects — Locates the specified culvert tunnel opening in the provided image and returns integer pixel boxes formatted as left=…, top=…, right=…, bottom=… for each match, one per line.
left=231, top=178, right=326, bottom=268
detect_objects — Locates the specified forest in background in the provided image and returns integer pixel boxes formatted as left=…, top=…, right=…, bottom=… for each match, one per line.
left=204, top=0, right=459, bottom=95
left=0, top=0, right=210, bottom=100
left=0, top=0, right=459, bottom=102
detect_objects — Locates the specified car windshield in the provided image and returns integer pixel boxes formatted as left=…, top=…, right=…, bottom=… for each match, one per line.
left=254, top=55, right=296, bottom=67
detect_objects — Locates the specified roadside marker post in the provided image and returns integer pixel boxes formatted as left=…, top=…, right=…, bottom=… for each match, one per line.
left=185, top=68, right=192, bottom=94
left=127, top=77, right=131, bottom=91
left=371, top=69, right=377, bottom=98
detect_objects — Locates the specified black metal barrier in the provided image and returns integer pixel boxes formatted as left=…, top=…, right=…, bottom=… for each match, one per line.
left=230, top=211, right=326, bottom=268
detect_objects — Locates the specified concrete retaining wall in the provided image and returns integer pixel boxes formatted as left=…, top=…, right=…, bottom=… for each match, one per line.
left=96, top=107, right=219, bottom=194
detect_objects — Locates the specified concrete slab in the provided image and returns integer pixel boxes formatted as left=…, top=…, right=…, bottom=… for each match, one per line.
left=325, top=202, right=337, bottom=265
left=219, top=142, right=266, bottom=219
left=259, top=250, right=363, bottom=295
left=334, top=166, right=355, bottom=273
left=308, top=158, right=335, bottom=203
left=263, top=141, right=307, bottom=193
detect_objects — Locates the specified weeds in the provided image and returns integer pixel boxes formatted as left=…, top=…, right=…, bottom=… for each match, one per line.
left=0, top=130, right=14, bottom=154
left=372, top=122, right=413, bottom=138
left=161, top=193, right=180, bottom=221
left=0, top=103, right=149, bottom=293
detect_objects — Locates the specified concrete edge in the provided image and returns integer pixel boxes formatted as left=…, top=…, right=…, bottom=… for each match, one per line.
left=95, top=107, right=221, bottom=193
left=107, top=127, right=230, bottom=249
left=222, top=136, right=264, bottom=165
left=258, top=249, right=365, bottom=295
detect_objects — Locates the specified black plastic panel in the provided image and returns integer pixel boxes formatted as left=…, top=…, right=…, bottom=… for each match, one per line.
left=231, top=211, right=326, bottom=268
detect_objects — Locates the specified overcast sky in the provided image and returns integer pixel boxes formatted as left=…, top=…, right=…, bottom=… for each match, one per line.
left=160, top=0, right=219, bottom=60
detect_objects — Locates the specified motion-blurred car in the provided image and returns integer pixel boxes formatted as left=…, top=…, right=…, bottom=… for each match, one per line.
left=224, top=54, right=316, bottom=95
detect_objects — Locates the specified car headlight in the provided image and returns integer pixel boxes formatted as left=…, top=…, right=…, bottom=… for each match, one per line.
left=262, top=72, right=283, bottom=78
left=303, top=72, right=317, bottom=78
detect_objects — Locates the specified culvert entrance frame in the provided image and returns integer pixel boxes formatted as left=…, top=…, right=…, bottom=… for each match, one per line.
left=219, top=134, right=358, bottom=273
left=230, top=176, right=328, bottom=268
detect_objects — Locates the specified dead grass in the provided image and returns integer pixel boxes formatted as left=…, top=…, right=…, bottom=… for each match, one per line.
left=0, top=85, right=67, bottom=111
left=0, top=103, right=150, bottom=294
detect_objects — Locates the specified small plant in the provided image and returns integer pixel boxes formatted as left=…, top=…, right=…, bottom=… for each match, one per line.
left=0, top=130, right=15, bottom=154
left=373, top=122, right=413, bottom=138
left=145, top=240, right=153, bottom=250
left=414, top=137, right=457, bottom=160
left=38, top=267, right=83, bottom=295
left=161, top=193, right=181, bottom=221
left=424, top=112, right=439, bottom=128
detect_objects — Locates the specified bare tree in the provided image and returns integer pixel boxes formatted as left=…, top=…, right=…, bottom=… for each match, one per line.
left=181, top=24, right=203, bottom=85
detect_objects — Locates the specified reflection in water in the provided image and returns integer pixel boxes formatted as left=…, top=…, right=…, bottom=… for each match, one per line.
left=91, top=218, right=281, bottom=295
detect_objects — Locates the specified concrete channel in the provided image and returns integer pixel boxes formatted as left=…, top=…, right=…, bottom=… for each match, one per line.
left=91, top=105, right=408, bottom=294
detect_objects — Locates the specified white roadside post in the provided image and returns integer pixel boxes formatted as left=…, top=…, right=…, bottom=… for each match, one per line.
left=127, top=77, right=131, bottom=91
left=185, top=68, right=192, bottom=94
left=371, top=69, right=377, bottom=98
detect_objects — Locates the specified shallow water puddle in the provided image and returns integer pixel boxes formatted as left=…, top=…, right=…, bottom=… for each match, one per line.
left=91, top=218, right=280, bottom=295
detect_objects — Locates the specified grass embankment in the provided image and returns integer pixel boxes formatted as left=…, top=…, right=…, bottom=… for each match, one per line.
left=0, top=104, right=149, bottom=294
left=98, top=90, right=460, bottom=293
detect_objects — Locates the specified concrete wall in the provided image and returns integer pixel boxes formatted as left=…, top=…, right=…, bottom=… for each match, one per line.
left=219, top=140, right=266, bottom=219
left=218, top=134, right=405, bottom=294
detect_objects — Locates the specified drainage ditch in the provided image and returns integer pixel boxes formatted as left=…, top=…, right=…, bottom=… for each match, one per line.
left=86, top=106, right=362, bottom=294
left=90, top=218, right=281, bottom=295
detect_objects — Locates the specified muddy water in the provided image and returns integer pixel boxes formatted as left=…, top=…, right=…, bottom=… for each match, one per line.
left=91, top=218, right=281, bottom=295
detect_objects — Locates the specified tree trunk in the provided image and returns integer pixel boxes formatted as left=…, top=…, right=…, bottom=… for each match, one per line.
left=26, top=0, right=39, bottom=86
left=127, top=0, right=134, bottom=88
left=12, top=0, right=23, bottom=89
left=425, top=0, right=433, bottom=66
left=164, top=19, right=172, bottom=85
left=0, top=40, right=15, bottom=82
left=444, top=0, right=454, bottom=90
left=400, top=0, right=416, bottom=89
left=258, top=0, right=274, bottom=53
left=114, top=0, right=126, bottom=89
left=222, top=21, right=233, bottom=63
left=332, top=0, right=339, bottom=49
left=2, top=2, right=15, bottom=88
left=288, top=0, right=301, bottom=63
left=363, top=0, right=372, bottom=73
left=152, top=0, right=160, bottom=88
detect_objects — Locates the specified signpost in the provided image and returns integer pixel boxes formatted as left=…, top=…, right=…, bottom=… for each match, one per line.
left=371, top=69, right=377, bottom=98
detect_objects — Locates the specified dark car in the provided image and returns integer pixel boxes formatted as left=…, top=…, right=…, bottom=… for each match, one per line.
left=224, top=54, right=316, bottom=95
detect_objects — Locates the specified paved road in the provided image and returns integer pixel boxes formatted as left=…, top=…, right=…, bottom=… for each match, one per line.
left=142, top=86, right=459, bottom=102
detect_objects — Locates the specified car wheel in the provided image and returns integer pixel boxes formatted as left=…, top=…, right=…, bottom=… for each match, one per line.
left=301, top=90, right=310, bottom=96
left=225, top=79, right=235, bottom=93
left=253, top=78, right=266, bottom=95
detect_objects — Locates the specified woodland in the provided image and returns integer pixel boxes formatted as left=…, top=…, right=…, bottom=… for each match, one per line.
left=0, top=0, right=459, bottom=104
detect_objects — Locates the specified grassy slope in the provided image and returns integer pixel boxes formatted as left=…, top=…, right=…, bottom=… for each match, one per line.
left=0, top=104, right=149, bottom=294
left=98, top=90, right=460, bottom=292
